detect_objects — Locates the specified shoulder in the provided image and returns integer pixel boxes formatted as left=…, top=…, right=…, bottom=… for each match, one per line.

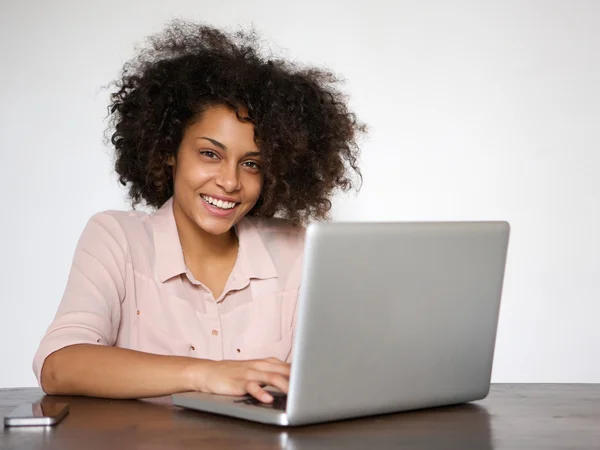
left=80, top=208, right=154, bottom=249
left=89, top=208, right=152, bottom=228
left=244, top=217, right=306, bottom=289
left=246, top=216, right=306, bottom=251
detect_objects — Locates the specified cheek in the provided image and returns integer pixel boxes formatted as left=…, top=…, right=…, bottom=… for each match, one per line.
left=247, top=175, right=264, bottom=201
left=238, top=173, right=263, bottom=205
left=178, top=161, right=216, bottom=186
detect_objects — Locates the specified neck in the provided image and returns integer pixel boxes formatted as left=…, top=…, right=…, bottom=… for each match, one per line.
left=172, top=201, right=238, bottom=262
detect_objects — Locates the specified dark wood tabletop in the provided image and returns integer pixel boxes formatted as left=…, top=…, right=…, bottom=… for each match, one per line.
left=1, top=384, right=598, bottom=449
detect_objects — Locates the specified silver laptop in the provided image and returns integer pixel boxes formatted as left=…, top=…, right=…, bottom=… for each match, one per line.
left=173, top=221, right=510, bottom=426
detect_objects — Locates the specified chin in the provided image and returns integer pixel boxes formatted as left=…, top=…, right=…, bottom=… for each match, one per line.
left=198, top=221, right=234, bottom=236
left=193, top=214, right=237, bottom=236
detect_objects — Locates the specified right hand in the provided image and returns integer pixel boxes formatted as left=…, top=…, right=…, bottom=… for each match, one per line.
left=191, top=357, right=291, bottom=403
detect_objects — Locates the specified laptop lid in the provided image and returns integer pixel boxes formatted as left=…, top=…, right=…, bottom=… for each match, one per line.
left=285, top=221, right=509, bottom=425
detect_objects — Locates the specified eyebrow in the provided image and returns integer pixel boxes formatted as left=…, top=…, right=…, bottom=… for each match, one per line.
left=197, top=137, right=261, bottom=157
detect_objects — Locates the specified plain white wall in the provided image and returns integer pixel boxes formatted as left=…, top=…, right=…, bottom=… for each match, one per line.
left=1, top=0, right=598, bottom=388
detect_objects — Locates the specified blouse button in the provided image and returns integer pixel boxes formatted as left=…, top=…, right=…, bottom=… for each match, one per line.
left=236, top=348, right=241, bottom=353
left=190, top=345, right=196, bottom=351
left=211, top=330, right=219, bottom=337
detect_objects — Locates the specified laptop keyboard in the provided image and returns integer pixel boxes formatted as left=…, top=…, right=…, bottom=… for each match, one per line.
left=233, top=391, right=287, bottom=411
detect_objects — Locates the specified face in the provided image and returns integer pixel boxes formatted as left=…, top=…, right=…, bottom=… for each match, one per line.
left=168, top=104, right=263, bottom=236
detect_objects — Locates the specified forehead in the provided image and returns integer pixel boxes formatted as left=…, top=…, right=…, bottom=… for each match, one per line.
left=185, top=104, right=259, bottom=152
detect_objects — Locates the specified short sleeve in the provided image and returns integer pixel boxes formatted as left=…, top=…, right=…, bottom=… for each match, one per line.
left=32, top=212, right=129, bottom=384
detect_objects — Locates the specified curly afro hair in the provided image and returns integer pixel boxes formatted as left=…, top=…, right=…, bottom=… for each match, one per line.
left=108, top=20, right=365, bottom=224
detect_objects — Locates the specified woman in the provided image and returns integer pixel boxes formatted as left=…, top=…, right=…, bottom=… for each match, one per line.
left=33, top=21, right=364, bottom=403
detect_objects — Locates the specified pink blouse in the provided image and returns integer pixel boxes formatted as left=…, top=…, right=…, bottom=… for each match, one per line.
left=33, top=198, right=305, bottom=383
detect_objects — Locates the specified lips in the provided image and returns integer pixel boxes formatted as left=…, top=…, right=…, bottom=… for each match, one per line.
left=200, top=194, right=239, bottom=210
left=198, top=194, right=240, bottom=218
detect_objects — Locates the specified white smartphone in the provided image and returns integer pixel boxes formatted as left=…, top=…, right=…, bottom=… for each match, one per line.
left=3, top=403, right=69, bottom=427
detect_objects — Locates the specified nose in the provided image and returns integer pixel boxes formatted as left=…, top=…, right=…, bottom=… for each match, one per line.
left=215, top=162, right=241, bottom=193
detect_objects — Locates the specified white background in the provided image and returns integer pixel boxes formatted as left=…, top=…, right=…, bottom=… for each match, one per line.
left=1, top=0, right=598, bottom=388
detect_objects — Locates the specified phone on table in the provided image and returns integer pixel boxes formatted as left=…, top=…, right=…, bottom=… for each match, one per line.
left=3, top=403, right=69, bottom=427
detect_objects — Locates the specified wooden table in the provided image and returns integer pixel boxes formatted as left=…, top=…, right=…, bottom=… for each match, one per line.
left=1, top=384, right=598, bottom=449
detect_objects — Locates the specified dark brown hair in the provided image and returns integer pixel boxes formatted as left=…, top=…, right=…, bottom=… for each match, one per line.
left=108, top=20, right=365, bottom=224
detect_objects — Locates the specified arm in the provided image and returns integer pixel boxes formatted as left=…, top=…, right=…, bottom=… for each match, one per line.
left=41, top=344, right=199, bottom=398
left=42, top=344, right=290, bottom=401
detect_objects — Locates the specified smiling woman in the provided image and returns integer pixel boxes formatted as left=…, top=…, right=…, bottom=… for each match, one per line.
left=169, top=105, right=264, bottom=239
left=33, top=19, right=365, bottom=404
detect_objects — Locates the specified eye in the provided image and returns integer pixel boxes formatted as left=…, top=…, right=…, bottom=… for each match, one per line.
left=199, top=150, right=219, bottom=159
left=242, top=161, right=261, bottom=171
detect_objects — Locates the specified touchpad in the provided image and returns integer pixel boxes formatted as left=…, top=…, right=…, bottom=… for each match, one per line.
left=233, top=391, right=287, bottom=410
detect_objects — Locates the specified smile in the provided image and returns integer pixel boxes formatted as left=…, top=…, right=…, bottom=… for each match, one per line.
left=200, top=194, right=238, bottom=210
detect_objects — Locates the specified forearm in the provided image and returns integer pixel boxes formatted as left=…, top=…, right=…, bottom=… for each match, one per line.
left=40, top=344, right=206, bottom=399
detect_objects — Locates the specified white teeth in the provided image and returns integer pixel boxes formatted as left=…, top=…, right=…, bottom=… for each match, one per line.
left=201, top=195, right=236, bottom=210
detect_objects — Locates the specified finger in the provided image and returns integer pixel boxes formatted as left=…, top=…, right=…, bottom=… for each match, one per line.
left=265, top=357, right=284, bottom=363
left=252, top=357, right=286, bottom=366
left=247, top=370, right=290, bottom=394
left=252, top=360, right=291, bottom=377
left=246, top=381, right=273, bottom=403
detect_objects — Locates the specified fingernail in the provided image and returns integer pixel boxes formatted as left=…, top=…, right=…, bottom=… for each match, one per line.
left=263, top=393, right=273, bottom=403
